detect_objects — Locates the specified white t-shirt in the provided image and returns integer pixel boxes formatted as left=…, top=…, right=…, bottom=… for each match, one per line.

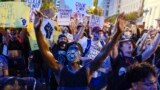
left=78, top=36, right=103, bottom=60
left=65, top=33, right=73, bottom=43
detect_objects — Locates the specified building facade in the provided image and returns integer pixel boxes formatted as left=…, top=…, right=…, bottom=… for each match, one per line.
left=119, top=0, right=143, bottom=14
left=101, top=0, right=119, bottom=17
left=143, top=0, right=160, bottom=29
left=55, top=0, right=69, bottom=9
left=101, top=0, right=110, bottom=16
left=108, top=0, right=119, bottom=16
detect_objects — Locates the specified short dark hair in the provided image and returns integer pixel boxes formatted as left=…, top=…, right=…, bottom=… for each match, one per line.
left=67, top=42, right=83, bottom=55
left=126, top=62, right=156, bottom=84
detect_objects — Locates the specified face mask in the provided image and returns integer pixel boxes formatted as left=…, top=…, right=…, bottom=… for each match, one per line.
left=66, top=45, right=81, bottom=62
left=99, top=34, right=105, bottom=40
left=93, top=33, right=100, bottom=41
left=58, top=41, right=67, bottom=48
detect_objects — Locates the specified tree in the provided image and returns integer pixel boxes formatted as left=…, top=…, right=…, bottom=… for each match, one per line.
left=86, top=0, right=103, bottom=16
left=41, top=0, right=56, bottom=11
left=106, top=14, right=118, bottom=23
left=106, top=11, right=139, bottom=23
left=125, top=12, right=139, bottom=21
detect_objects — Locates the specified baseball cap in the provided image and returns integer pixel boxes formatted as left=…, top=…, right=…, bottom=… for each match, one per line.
left=92, top=26, right=103, bottom=33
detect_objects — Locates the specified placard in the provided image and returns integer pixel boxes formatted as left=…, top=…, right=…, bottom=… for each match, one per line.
left=0, top=2, right=30, bottom=28
left=57, top=9, right=72, bottom=25
left=41, top=18, right=54, bottom=40
left=27, top=0, right=42, bottom=11
left=27, top=22, right=39, bottom=51
left=74, top=2, right=86, bottom=21
left=87, top=46, right=100, bottom=60
left=89, top=15, right=104, bottom=29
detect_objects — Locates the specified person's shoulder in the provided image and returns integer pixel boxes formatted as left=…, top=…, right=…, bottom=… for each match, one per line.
left=78, top=36, right=88, bottom=43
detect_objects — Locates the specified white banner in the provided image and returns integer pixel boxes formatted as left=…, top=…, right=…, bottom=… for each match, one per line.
left=74, top=2, right=86, bottom=21
left=27, top=0, right=42, bottom=22
left=57, top=9, right=72, bottom=25
left=89, top=15, right=104, bottom=29
left=41, top=18, right=54, bottom=40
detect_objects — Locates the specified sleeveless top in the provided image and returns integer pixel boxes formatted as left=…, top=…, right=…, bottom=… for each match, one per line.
left=8, top=39, right=23, bottom=50
left=58, top=66, right=89, bottom=90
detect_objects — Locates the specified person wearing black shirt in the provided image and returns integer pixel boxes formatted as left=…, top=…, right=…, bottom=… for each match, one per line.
left=107, top=31, right=160, bottom=90
left=34, top=11, right=125, bottom=90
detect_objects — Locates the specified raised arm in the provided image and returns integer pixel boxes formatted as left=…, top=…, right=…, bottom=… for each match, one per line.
left=73, top=27, right=85, bottom=41
left=141, top=32, right=160, bottom=61
left=107, top=25, right=119, bottom=59
left=136, top=32, right=149, bottom=55
left=88, top=13, right=125, bottom=74
left=34, top=11, right=60, bottom=73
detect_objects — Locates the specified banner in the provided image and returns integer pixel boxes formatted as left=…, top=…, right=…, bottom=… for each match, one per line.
left=27, top=0, right=42, bottom=22
left=0, top=2, right=30, bottom=28
left=27, top=22, right=39, bottom=51
left=74, top=2, right=86, bottom=21
left=89, top=15, right=104, bottom=29
left=41, top=18, right=54, bottom=40
left=57, top=9, right=72, bottom=25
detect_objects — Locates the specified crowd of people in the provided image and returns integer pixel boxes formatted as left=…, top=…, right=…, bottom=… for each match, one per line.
left=0, top=10, right=160, bottom=90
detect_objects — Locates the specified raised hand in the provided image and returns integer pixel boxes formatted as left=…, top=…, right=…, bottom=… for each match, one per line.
left=116, top=13, right=126, bottom=33
left=34, top=11, right=43, bottom=30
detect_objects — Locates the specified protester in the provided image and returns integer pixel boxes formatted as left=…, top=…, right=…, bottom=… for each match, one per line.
left=34, top=11, right=125, bottom=89
left=0, top=77, right=46, bottom=90
left=107, top=22, right=160, bottom=90
left=2, top=28, right=28, bottom=77
left=126, top=62, right=158, bottom=90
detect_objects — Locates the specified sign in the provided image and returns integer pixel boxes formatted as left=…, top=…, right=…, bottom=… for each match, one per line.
left=41, top=18, right=54, bottom=40
left=87, top=45, right=101, bottom=60
left=27, top=0, right=42, bottom=22
left=27, top=22, right=39, bottom=51
left=74, top=2, right=86, bottom=21
left=89, top=15, right=104, bottom=29
left=27, top=0, right=42, bottom=11
left=57, top=9, right=72, bottom=25
left=0, top=2, right=30, bottom=28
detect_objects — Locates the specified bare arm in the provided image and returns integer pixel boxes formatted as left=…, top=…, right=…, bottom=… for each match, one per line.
left=88, top=13, right=125, bottom=74
left=141, top=32, right=160, bottom=61
left=34, top=11, right=60, bottom=73
left=136, top=32, right=148, bottom=55
left=107, top=25, right=119, bottom=59
left=74, top=27, right=85, bottom=41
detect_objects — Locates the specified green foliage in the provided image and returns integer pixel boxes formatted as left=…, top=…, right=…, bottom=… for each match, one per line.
left=106, top=12, right=139, bottom=23
left=125, top=12, right=139, bottom=21
left=106, top=14, right=118, bottom=23
left=40, top=0, right=57, bottom=12
left=86, top=0, right=103, bottom=16
left=86, top=6, right=103, bottom=16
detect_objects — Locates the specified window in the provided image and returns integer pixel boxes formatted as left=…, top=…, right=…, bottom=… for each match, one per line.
left=106, top=10, right=109, bottom=16
left=150, top=8, right=152, bottom=15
